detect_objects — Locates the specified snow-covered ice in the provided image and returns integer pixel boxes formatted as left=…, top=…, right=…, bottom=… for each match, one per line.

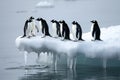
left=16, top=25, right=120, bottom=69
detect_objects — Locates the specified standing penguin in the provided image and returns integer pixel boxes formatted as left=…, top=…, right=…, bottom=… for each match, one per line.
left=51, top=19, right=61, bottom=37
left=36, top=18, right=51, bottom=37
left=21, top=18, right=33, bottom=38
left=76, top=22, right=84, bottom=41
left=21, top=16, right=39, bottom=38
left=29, top=16, right=39, bottom=37
left=72, top=21, right=84, bottom=41
left=59, top=20, right=70, bottom=40
left=26, top=19, right=33, bottom=38
left=91, top=20, right=102, bottom=41
left=21, top=19, right=29, bottom=38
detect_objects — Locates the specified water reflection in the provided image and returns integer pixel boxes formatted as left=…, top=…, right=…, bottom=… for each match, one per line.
left=11, top=52, right=119, bottom=80
left=20, top=69, right=67, bottom=80
left=18, top=66, right=120, bottom=80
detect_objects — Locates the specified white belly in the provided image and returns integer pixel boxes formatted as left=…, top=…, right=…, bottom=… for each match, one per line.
left=91, top=24, right=94, bottom=32
left=72, top=24, right=77, bottom=40
left=60, top=23, right=63, bottom=37
left=26, top=23, right=32, bottom=37
left=32, top=21, right=36, bottom=34
left=31, top=22, right=35, bottom=30
left=91, top=24, right=95, bottom=39
left=39, top=21, right=42, bottom=32
left=52, top=23, right=57, bottom=37
left=39, top=21, right=43, bottom=35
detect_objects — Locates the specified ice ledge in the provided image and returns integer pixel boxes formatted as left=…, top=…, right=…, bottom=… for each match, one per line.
left=16, top=36, right=79, bottom=57
left=15, top=25, right=120, bottom=69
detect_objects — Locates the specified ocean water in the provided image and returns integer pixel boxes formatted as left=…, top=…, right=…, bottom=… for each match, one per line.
left=0, top=0, right=120, bottom=80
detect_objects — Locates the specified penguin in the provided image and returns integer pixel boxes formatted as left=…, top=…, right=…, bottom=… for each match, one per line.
left=21, top=19, right=29, bottom=38
left=29, top=16, right=39, bottom=37
left=59, top=20, right=70, bottom=40
left=26, top=19, right=33, bottom=38
left=51, top=19, right=61, bottom=37
left=21, top=18, right=34, bottom=38
left=72, top=21, right=84, bottom=41
left=21, top=16, right=39, bottom=38
left=76, top=22, right=84, bottom=41
left=91, top=20, right=102, bottom=41
left=36, top=18, right=51, bottom=37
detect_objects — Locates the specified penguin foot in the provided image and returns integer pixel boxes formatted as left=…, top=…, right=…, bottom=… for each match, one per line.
left=95, top=38, right=103, bottom=41
left=27, top=36, right=31, bottom=38
left=91, top=39, right=103, bottom=41
left=53, top=37, right=58, bottom=38
left=98, top=39, right=103, bottom=41
left=80, top=39, right=85, bottom=41
left=41, top=36, right=46, bottom=38
left=48, top=35, right=52, bottom=37
left=21, top=35, right=26, bottom=38
left=63, top=38, right=71, bottom=41
left=32, top=34, right=36, bottom=37
left=73, top=40, right=78, bottom=42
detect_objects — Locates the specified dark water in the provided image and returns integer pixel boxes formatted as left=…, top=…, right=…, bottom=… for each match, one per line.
left=5, top=65, right=120, bottom=80
left=0, top=0, right=120, bottom=80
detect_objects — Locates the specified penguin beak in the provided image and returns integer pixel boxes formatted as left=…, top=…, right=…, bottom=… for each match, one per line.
left=59, top=21, right=61, bottom=23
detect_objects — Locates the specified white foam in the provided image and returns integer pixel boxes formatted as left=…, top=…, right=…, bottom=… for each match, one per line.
left=16, top=25, right=120, bottom=68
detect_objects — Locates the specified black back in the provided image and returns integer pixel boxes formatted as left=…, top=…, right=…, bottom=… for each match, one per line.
left=61, top=20, right=70, bottom=40
left=72, top=21, right=84, bottom=41
left=76, top=22, right=83, bottom=40
left=21, top=19, right=29, bottom=38
left=37, top=18, right=51, bottom=37
left=91, top=20, right=101, bottom=40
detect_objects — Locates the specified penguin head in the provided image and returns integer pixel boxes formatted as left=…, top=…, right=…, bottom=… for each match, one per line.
left=59, top=20, right=64, bottom=26
left=72, top=21, right=76, bottom=25
left=36, top=18, right=40, bottom=21
left=40, top=18, right=44, bottom=21
left=51, top=19, right=55, bottom=23
left=36, top=18, right=44, bottom=21
left=30, top=16, right=35, bottom=20
left=26, top=20, right=29, bottom=22
left=91, top=20, right=98, bottom=25
left=62, top=20, right=65, bottom=23
left=94, top=20, right=98, bottom=24
left=59, top=20, right=63, bottom=23
left=91, top=20, right=97, bottom=23
left=28, top=19, right=32, bottom=23
left=76, top=21, right=79, bottom=25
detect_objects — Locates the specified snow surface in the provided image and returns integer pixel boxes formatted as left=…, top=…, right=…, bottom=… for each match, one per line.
left=16, top=25, right=120, bottom=69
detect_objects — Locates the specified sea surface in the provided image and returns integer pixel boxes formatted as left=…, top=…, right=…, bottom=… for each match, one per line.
left=0, top=0, right=120, bottom=80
